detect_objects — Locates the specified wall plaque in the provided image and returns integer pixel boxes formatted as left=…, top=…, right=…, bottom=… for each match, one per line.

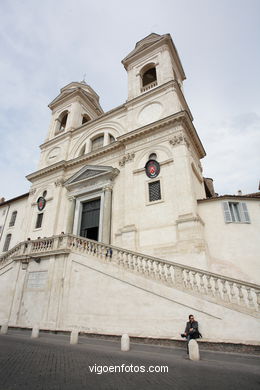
left=27, top=271, right=48, bottom=289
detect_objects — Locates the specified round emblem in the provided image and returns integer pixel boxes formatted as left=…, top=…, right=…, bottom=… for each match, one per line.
left=145, top=160, right=160, bottom=178
left=37, top=196, right=46, bottom=211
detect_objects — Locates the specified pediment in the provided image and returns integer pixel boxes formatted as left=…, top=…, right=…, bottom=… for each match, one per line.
left=122, top=33, right=165, bottom=63
left=64, top=165, right=119, bottom=188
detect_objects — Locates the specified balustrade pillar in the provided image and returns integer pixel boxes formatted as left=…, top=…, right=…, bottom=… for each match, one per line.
left=66, top=197, right=76, bottom=234
left=102, top=186, right=112, bottom=244
left=174, top=267, right=183, bottom=288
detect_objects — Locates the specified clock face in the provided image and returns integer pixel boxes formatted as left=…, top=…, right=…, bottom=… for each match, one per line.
left=37, top=197, right=46, bottom=211
left=145, top=160, right=160, bottom=178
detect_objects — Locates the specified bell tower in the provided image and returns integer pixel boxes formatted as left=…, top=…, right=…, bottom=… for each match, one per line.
left=46, top=81, right=103, bottom=141
left=122, top=33, right=186, bottom=101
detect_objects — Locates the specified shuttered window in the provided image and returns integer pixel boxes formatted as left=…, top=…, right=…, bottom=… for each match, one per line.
left=149, top=181, right=161, bottom=202
left=222, top=202, right=250, bottom=223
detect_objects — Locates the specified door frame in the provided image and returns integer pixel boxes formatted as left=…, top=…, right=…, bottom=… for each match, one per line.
left=73, top=190, right=104, bottom=241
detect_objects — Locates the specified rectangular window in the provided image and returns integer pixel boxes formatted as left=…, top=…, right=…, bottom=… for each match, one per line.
left=149, top=181, right=161, bottom=202
left=3, top=234, right=11, bottom=252
left=222, top=202, right=250, bottom=223
left=9, top=211, right=17, bottom=227
left=35, top=213, right=43, bottom=229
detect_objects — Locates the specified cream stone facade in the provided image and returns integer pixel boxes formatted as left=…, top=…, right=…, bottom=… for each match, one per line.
left=0, top=33, right=259, bottom=344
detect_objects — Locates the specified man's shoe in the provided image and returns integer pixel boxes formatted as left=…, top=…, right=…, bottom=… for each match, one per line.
left=181, top=333, right=186, bottom=338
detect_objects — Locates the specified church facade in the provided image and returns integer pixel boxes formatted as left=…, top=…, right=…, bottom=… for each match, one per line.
left=0, top=34, right=259, bottom=343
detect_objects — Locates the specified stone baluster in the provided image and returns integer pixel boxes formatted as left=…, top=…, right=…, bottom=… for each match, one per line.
left=121, top=252, right=127, bottom=268
left=191, top=271, right=199, bottom=292
left=108, top=247, right=113, bottom=261
left=228, top=282, right=237, bottom=304
left=256, top=291, right=260, bottom=311
left=220, top=279, right=229, bottom=301
left=139, top=257, right=144, bottom=274
left=186, top=270, right=192, bottom=289
left=198, top=273, right=206, bottom=294
left=94, top=243, right=99, bottom=256
left=153, top=261, right=159, bottom=279
left=149, top=260, right=155, bottom=278
left=246, top=287, right=255, bottom=308
left=124, top=252, right=129, bottom=268
left=213, top=277, right=221, bottom=299
left=161, top=264, right=167, bottom=282
left=135, top=256, right=140, bottom=273
left=166, top=264, right=172, bottom=285
left=100, top=245, right=106, bottom=261
left=237, top=284, right=246, bottom=306
left=156, top=263, right=161, bottom=280
left=143, top=259, right=149, bottom=276
left=206, top=275, right=214, bottom=296
left=129, top=254, right=134, bottom=270
left=118, top=251, right=123, bottom=267
left=132, top=255, right=137, bottom=271
left=174, top=266, right=183, bottom=288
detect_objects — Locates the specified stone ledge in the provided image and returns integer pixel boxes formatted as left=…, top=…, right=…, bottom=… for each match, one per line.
left=5, top=326, right=260, bottom=355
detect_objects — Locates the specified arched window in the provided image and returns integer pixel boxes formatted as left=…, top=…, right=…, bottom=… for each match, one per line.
left=142, top=66, right=157, bottom=87
left=82, top=114, right=90, bottom=125
left=9, top=211, right=17, bottom=227
left=79, top=144, right=86, bottom=156
left=3, top=234, right=11, bottom=252
left=109, top=134, right=115, bottom=143
left=55, top=111, right=68, bottom=135
left=59, top=112, right=68, bottom=131
left=149, top=153, right=157, bottom=161
left=91, top=135, right=104, bottom=151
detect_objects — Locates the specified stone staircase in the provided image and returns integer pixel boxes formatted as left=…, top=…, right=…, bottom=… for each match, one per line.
left=1, top=234, right=259, bottom=319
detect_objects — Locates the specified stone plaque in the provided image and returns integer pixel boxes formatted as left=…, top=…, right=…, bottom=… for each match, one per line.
left=27, top=271, right=48, bottom=289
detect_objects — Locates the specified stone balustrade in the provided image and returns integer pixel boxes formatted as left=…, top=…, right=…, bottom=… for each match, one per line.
left=140, top=80, right=158, bottom=93
left=1, top=234, right=259, bottom=316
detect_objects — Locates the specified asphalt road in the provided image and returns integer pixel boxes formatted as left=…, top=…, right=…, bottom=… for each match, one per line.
left=0, top=329, right=259, bottom=390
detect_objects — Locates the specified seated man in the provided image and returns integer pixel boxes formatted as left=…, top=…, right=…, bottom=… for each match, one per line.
left=181, top=314, right=202, bottom=352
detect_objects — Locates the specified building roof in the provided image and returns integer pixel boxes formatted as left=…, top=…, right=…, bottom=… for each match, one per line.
left=122, top=33, right=186, bottom=80
left=0, top=193, right=29, bottom=206
left=198, top=192, right=260, bottom=203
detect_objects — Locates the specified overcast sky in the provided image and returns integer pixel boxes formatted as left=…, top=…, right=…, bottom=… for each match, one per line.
left=0, top=0, right=259, bottom=200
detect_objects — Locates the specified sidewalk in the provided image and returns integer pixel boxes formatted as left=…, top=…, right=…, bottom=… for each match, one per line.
left=0, top=329, right=259, bottom=390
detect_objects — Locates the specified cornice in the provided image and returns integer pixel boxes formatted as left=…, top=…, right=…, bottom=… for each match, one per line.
left=198, top=195, right=260, bottom=203
left=180, top=115, right=206, bottom=158
left=40, top=104, right=126, bottom=150
left=41, top=80, right=193, bottom=151
left=27, top=142, right=123, bottom=182
left=49, top=88, right=103, bottom=114
left=26, top=161, right=67, bottom=182
left=27, top=111, right=205, bottom=182
left=40, top=130, right=73, bottom=150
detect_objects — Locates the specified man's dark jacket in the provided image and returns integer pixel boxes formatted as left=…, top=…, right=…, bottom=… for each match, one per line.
left=185, top=321, right=199, bottom=336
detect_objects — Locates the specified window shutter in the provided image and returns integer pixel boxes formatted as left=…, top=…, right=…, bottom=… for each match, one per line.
left=222, top=202, right=232, bottom=223
left=240, top=202, right=250, bottom=223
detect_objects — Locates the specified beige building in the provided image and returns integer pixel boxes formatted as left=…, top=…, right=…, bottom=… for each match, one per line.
left=0, top=33, right=259, bottom=343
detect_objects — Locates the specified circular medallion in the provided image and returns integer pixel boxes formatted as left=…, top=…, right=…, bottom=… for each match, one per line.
left=145, top=160, right=160, bottom=178
left=37, top=196, right=46, bottom=211
left=138, top=103, right=162, bottom=126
